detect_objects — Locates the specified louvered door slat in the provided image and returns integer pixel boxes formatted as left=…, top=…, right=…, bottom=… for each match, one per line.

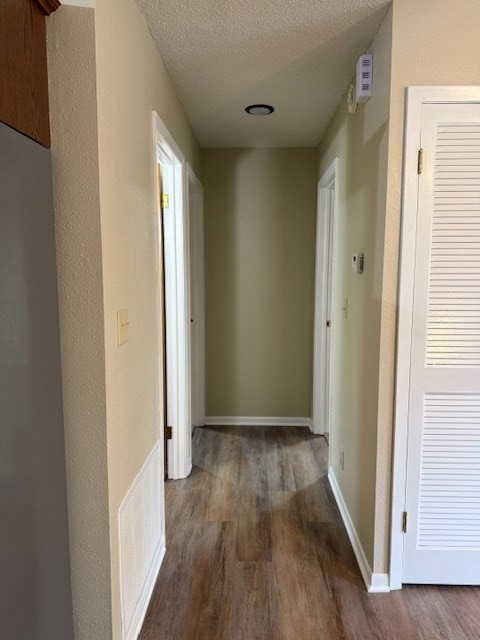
left=425, top=120, right=480, bottom=369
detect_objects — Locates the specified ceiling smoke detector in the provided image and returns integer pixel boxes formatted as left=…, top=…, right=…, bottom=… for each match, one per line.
left=245, top=104, right=275, bottom=116
left=356, top=54, right=373, bottom=104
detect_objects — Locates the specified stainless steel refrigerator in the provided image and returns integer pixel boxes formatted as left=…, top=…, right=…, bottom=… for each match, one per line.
left=0, top=121, right=74, bottom=639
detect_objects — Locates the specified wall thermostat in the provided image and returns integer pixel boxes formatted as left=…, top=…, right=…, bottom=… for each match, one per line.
left=352, top=253, right=364, bottom=274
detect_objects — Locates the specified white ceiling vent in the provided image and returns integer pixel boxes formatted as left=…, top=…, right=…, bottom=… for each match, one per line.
left=355, top=54, right=373, bottom=104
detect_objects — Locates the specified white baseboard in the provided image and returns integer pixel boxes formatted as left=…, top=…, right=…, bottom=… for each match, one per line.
left=205, top=416, right=312, bottom=428
left=369, top=572, right=390, bottom=593
left=328, top=468, right=390, bottom=594
left=130, top=543, right=165, bottom=640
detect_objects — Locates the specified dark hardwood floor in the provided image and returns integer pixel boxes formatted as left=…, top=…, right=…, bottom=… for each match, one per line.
left=140, top=426, right=480, bottom=640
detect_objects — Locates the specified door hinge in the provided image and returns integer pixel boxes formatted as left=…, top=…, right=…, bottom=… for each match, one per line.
left=161, top=193, right=169, bottom=209
left=165, top=425, right=173, bottom=439
left=417, top=148, right=425, bottom=175
left=402, top=511, right=408, bottom=533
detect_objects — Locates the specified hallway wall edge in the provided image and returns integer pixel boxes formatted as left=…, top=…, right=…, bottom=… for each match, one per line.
left=328, top=468, right=390, bottom=594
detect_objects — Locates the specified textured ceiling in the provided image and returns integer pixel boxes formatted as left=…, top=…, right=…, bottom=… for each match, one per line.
left=136, top=0, right=391, bottom=147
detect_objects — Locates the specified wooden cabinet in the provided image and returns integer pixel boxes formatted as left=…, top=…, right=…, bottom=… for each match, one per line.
left=0, top=0, right=60, bottom=147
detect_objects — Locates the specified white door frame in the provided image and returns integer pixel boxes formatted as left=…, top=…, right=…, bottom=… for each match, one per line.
left=390, top=86, right=480, bottom=590
left=187, top=164, right=206, bottom=431
left=312, top=157, right=338, bottom=445
left=153, top=112, right=192, bottom=480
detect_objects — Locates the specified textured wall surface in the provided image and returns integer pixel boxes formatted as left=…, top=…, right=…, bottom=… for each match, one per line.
left=94, top=0, right=200, bottom=636
left=47, top=7, right=112, bottom=639
left=48, top=1, right=200, bottom=637
left=203, top=148, right=317, bottom=419
left=136, top=0, right=391, bottom=147
left=317, top=7, right=392, bottom=567
left=374, top=0, right=480, bottom=574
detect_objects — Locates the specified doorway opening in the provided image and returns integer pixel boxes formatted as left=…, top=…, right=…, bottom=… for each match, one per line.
left=312, top=158, right=338, bottom=464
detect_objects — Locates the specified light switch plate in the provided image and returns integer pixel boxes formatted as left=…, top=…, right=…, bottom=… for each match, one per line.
left=117, top=309, right=129, bottom=345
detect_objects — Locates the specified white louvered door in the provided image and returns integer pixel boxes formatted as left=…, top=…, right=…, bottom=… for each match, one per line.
left=403, top=102, right=480, bottom=584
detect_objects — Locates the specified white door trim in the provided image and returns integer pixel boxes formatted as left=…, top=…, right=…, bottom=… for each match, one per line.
left=390, top=86, right=480, bottom=590
left=312, top=158, right=338, bottom=439
left=153, top=112, right=192, bottom=480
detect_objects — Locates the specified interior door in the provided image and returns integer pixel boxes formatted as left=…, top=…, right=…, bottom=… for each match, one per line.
left=403, top=102, right=480, bottom=584
left=157, top=162, right=170, bottom=478
left=156, top=127, right=192, bottom=480
left=324, top=189, right=334, bottom=440
left=312, top=172, right=336, bottom=437
left=188, top=172, right=206, bottom=431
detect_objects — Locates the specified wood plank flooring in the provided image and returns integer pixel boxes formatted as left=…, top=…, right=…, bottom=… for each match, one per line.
left=139, top=426, right=480, bottom=640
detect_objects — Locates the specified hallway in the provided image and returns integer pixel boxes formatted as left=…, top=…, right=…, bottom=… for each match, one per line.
left=139, top=427, right=480, bottom=640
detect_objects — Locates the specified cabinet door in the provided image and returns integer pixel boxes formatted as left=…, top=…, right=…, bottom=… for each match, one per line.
left=0, top=0, right=57, bottom=146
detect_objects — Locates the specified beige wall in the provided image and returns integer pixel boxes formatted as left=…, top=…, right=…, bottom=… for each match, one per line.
left=374, top=0, right=480, bottom=573
left=203, top=148, right=318, bottom=418
left=317, top=8, right=392, bottom=566
left=317, top=0, right=480, bottom=575
left=47, top=8, right=112, bottom=639
left=47, top=1, right=200, bottom=637
left=94, top=0, right=200, bottom=635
